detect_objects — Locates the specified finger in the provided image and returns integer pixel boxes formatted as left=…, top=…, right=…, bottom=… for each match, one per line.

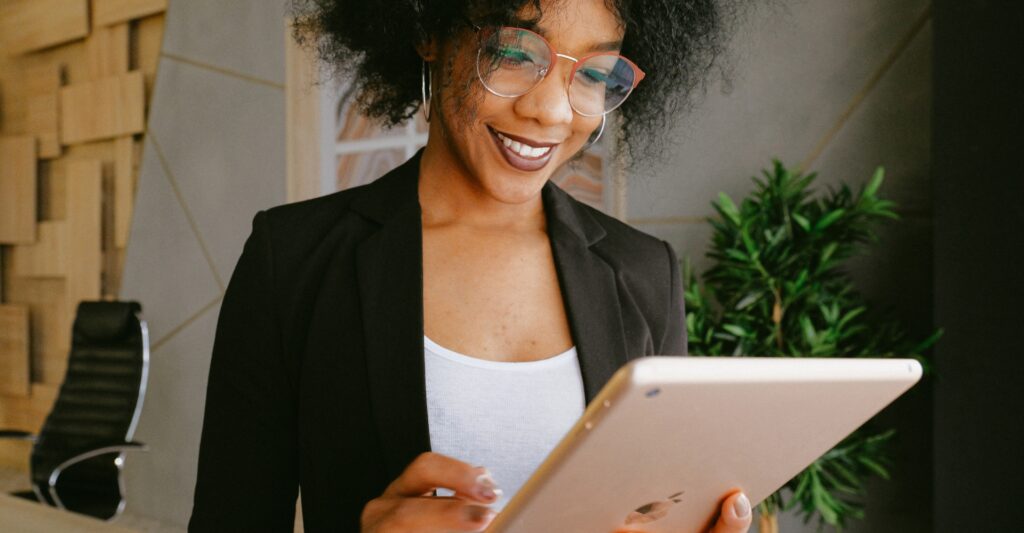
left=378, top=497, right=497, bottom=532
left=385, top=452, right=501, bottom=503
left=709, top=491, right=752, bottom=533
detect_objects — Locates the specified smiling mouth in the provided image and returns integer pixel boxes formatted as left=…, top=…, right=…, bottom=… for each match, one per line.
left=488, top=126, right=559, bottom=172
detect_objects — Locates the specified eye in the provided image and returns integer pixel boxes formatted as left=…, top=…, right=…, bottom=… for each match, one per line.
left=486, top=44, right=535, bottom=69
left=578, top=67, right=610, bottom=86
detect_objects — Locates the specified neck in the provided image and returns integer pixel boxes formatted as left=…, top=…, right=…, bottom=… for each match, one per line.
left=418, top=135, right=546, bottom=232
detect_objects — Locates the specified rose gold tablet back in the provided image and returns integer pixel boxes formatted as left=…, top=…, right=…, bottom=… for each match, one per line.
left=487, top=357, right=922, bottom=533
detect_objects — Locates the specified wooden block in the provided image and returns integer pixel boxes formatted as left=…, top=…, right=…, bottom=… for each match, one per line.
left=29, top=383, right=59, bottom=428
left=38, top=160, right=66, bottom=221
left=136, top=13, right=165, bottom=101
left=27, top=93, right=61, bottom=159
left=24, top=63, right=63, bottom=159
left=0, top=136, right=37, bottom=244
left=8, top=221, right=68, bottom=278
left=3, top=278, right=69, bottom=385
left=59, top=71, right=145, bottom=145
left=0, top=0, right=89, bottom=55
left=65, top=160, right=103, bottom=323
left=92, top=0, right=167, bottom=28
left=114, top=136, right=135, bottom=248
left=0, top=306, right=30, bottom=397
left=85, top=23, right=129, bottom=79
left=0, top=436, right=32, bottom=470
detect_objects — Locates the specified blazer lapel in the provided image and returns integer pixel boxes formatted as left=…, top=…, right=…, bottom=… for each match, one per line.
left=542, top=182, right=629, bottom=403
left=352, top=155, right=431, bottom=482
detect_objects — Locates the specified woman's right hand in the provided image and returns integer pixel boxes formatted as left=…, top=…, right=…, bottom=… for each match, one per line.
left=361, top=452, right=501, bottom=532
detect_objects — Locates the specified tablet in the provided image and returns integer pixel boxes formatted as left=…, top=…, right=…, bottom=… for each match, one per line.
left=487, top=356, right=922, bottom=532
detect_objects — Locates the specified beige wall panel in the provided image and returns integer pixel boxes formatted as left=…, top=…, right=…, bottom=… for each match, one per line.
left=85, top=23, right=130, bottom=79
left=59, top=71, right=145, bottom=144
left=0, top=0, right=89, bottom=55
left=8, top=221, right=68, bottom=278
left=286, top=18, right=323, bottom=203
left=65, top=160, right=103, bottom=318
left=114, top=136, right=136, bottom=248
left=92, top=0, right=167, bottom=28
left=0, top=305, right=30, bottom=397
left=3, top=278, right=69, bottom=385
left=136, top=13, right=165, bottom=101
left=0, top=136, right=37, bottom=244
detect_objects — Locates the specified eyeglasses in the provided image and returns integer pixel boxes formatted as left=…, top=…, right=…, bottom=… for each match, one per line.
left=473, top=25, right=646, bottom=117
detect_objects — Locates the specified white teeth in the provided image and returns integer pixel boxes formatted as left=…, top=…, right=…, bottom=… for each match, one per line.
left=494, top=131, right=553, bottom=159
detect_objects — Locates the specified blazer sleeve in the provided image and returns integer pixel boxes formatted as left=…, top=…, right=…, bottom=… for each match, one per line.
left=189, top=211, right=299, bottom=532
left=659, top=240, right=689, bottom=356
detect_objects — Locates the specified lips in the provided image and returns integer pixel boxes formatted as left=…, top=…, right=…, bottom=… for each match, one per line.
left=488, top=126, right=559, bottom=172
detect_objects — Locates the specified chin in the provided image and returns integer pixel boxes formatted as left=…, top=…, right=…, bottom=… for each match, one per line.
left=479, top=169, right=553, bottom=205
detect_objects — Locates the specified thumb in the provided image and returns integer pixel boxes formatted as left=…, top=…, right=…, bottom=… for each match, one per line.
left=709, top=491, right=752, bottom=533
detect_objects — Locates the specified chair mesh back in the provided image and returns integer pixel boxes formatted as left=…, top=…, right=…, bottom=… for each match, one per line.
left=30, top=301, right=145, bottom=516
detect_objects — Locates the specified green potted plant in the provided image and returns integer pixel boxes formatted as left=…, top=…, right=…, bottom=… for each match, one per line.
left=682, top=161, right=941, bottom=531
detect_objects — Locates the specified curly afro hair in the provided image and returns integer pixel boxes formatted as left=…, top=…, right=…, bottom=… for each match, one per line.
left=290, top=0, right=742, bottom=168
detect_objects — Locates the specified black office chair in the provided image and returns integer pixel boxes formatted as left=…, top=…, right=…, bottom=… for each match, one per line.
left=0, top=301, right=150, bottom=521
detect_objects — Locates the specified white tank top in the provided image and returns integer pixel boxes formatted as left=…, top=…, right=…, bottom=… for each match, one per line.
left=424, top=335, right=585, bottom=511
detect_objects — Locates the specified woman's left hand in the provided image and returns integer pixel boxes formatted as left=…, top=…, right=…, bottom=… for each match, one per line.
left=615, top=490, right=751, bottom=533
left=706, top=491, right=752, bottom=533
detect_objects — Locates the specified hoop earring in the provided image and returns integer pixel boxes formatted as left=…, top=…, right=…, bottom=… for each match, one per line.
left=582, top=115, right=606, bottom=151
left=421, top=60, right=432, bottom=122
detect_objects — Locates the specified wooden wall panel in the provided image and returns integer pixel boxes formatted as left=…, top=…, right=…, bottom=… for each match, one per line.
left=0, top=305, right=30, bottom=397
left=0, top=136, right=37, bottom=244
left=114, top=136, right=136, bottom=248
left=65, top=160, right=103, bottom=313
left=25, top=64, right=62, bottom=159
left=136, top=13, right=165, bottom=101
left=8, top=221, right=68, bottom=278
left=4, top=278, right=69, bottom=385
left=85, top=23, right=130, bottom=80
left=0, top=0, right=166, bottom=469
left=0, top=0, right=89, bottom=55
left=59, top=71, right=145, bottom=144
left=92, top=0, right=167, bottom=28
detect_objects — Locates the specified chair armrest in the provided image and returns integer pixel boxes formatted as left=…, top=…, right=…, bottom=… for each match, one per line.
left=0, top=429, right=37, bottom=442
left=47, top=441, right=148, bottom=510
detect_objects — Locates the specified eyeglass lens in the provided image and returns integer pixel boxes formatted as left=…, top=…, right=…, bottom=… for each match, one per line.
left=477, top=27, right=638, bottom=116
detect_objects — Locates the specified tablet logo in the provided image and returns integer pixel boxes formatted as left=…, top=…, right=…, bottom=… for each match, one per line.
left=623, top=491, right=685, bottom=525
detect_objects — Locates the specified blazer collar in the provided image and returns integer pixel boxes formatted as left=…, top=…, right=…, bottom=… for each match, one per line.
left=351, top=149, right=607, bottom=246
left=351, top=149, right=627, bottom=481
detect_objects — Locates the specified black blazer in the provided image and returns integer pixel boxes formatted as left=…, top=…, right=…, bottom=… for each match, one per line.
left=188, top=150, right=687, bottom=532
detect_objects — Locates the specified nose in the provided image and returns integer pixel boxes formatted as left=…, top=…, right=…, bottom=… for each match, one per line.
left=513, top=58, right=575, bottom=126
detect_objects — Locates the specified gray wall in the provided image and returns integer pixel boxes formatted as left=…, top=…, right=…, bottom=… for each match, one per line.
left=118, top=0, right=287, bottom=527
left=627, top=1, right=934, bottom=531
left=117, top=0, right=934, bottom=529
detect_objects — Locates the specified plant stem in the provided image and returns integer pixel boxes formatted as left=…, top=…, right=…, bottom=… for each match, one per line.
left=772, top=288, right=784, bottom=351
left=759, top=511, right=779, bottom=533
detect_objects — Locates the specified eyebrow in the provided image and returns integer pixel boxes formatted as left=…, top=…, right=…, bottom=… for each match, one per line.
left=512, top=18, right=623, bottom=54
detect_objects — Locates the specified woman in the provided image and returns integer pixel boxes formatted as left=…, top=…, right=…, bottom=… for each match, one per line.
left=189, top=0, right=750, bottom=531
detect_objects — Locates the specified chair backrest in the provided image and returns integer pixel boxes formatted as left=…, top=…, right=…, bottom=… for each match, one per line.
left=30, top=301, right=148, bottom=517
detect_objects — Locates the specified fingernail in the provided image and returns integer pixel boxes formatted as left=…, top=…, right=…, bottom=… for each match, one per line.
left=464, top=504, right=496, bottom=524
left=733, top=493, right=751, bottom=519
left=475, top=471, right=502, bottom=501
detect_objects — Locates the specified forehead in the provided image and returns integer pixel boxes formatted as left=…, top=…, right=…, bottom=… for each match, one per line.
left=510, top=0, right=625, bottom=54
